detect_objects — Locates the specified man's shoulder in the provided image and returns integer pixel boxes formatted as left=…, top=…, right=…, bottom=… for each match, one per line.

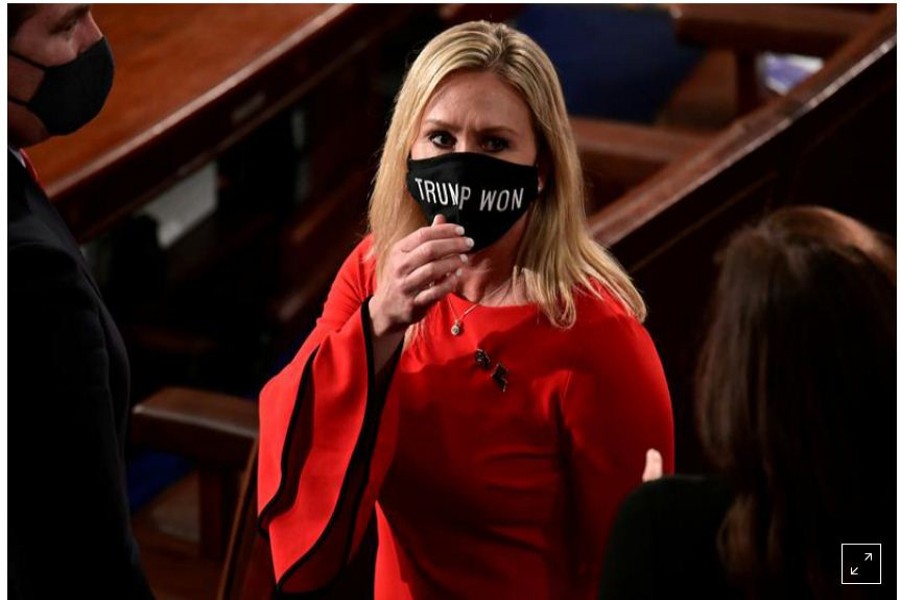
left=8, top=149, right=32, bottom=224
left=8, top=198, right=66, bottom=257
left=9, top=204, right=91, bottom=308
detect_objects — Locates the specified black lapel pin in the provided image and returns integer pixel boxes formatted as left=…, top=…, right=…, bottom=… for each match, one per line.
left=474, top=348, right=492, bottom=370
left=475, top=349, right=507, bottom=391
left=491, top=363, right=508, bottom=392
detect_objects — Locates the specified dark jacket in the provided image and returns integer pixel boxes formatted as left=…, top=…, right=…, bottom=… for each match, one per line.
left=8, top=150, right=153, bottom=598
left=598, top=475, right=736, bottom=600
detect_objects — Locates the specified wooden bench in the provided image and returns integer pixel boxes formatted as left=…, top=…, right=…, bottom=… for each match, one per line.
left=131, top=385, right=378, bottom=599
left=590, top=5, right=896, bottom=472
left=28, top=4, right=419, bottom=242
left=24, top=4, right=431, bottom=397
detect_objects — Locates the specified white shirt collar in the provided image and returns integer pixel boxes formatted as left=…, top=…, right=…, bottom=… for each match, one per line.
left=8, top=145, right=26, bottom=168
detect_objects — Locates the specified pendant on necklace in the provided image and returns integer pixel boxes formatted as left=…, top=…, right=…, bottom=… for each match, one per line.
left=451, top=321, right=463, bottom=336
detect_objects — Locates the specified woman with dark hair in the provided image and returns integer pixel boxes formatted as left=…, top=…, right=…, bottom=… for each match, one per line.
left=599, top=206, right=896, bottom=599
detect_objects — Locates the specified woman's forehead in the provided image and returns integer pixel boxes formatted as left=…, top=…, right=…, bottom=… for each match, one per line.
left=420, top=71, right=532, bottom=130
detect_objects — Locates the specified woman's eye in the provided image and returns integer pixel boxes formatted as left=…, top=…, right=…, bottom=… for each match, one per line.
left=483, top=137, right=509, bottom=152
left=428, top=131, right=455, bottom=149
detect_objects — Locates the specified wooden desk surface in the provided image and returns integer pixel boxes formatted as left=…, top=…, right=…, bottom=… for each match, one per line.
left=26, top=4, right=412, bottom=240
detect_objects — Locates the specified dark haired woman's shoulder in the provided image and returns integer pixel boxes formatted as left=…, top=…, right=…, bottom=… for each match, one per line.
left=625, top=475, right=732, bottom=518
left=599, top=475, right=737, bottom=599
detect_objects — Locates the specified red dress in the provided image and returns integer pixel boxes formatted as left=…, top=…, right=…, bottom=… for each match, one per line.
left=258, top=236, right=674, bottom=598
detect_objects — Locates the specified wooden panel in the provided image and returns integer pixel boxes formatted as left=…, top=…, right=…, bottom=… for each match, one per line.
left=132, top=472, right=221, bottom=600
left=671, top=4, right=873, bottom=57
left=657, top=49, right=738, bottom=130
left=131, top=387, right=258, bottom=468
left=268, top=167, right=372, bottom=351
left=590, top=6, right=896, bottom=472
left=217, top=445, right=274, bottom=600
left=592, top=6, right=896, bottom=249
left=27, top=4, right=417, bottom=241
left=572, top=116, right=710, bottom=211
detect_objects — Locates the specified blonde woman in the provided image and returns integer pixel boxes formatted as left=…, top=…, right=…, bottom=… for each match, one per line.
left=259, top=21, right=674, bottom=598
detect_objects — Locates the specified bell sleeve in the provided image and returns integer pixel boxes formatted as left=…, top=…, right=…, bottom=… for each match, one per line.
left=559, top=311, right=675, bottom=595
left=257, top=237, right=399, bottom=593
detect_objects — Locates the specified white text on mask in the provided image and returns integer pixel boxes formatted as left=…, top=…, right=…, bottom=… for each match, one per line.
left=413, top=178, right=523, bottom=212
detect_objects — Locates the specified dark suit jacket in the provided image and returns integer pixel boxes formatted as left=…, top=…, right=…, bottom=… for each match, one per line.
left=8, top=150, right=154, bottom=598
left=598, top=475, right=737, bottom=600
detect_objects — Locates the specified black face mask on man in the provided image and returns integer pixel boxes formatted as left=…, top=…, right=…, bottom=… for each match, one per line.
left=8, top=37, right=115, bottom=136
left=407, top=152, right=539, bottom=252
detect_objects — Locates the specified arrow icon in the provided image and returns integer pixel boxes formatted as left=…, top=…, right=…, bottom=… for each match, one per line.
left=865, top=553, right=873, bottom=561
left=851, top=567, right=859, bottom=576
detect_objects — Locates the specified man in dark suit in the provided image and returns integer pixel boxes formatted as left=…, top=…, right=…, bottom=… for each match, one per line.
left=8, top=5, right=154, bottom=597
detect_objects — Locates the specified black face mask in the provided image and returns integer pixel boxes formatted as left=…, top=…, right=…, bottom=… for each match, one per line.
left=407, top=152, right=539, bottom=252
left=8, top=37, right=115, bottom=136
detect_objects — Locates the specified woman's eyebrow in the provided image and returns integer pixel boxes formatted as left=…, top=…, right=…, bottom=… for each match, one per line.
left=479, top=125, right=519, bottom=137
left=423, top=118, right=460, bottom=133
left=423, top=118, right=519, bottom=137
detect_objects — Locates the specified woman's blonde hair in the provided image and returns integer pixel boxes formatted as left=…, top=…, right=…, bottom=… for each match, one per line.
left=368, top=20, right=645, bottom=326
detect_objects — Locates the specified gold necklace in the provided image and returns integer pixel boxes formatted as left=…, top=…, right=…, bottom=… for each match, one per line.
left=447, top=281, right=510, bottom=336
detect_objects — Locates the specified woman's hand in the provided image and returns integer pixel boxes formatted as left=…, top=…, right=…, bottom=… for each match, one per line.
left=370, top=214, right=473, bottom=337
left=641, top=449, right=663, bottom=482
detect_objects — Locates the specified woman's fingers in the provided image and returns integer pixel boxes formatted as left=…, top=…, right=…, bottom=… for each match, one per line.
left=413, top=268, right=459, bottom=307
left=392, top=216, right=471, bottom=278
left=401, top=237, right=471, bottom=274
left=398, top=221, right=466, bottom=254
left=403, top=254, right=465, bottom=295
left=641, top=448, right=663, bottom=482
left=374, top=215, right=469, bottom=332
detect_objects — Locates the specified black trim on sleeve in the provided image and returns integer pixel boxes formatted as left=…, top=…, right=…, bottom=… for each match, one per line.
left=258, top=346, right=321, bottom=537
left=272, top=297, right=403, bottom=594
